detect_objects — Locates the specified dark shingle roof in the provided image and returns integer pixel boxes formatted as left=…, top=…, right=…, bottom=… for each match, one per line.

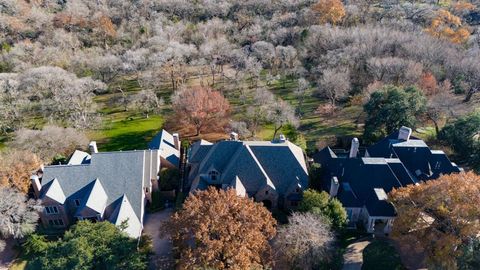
left=42, top=150, right=152, bottom=221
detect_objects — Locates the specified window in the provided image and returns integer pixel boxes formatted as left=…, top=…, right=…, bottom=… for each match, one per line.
left=45, top=206, right=59, bottom=215
left=74, top=199, right=80, bottom=207
left=49, top=219, right=64, bottom=227
left=265, top=190, right=269, bottom=195
left=145, top=188, right=149, bottom=193
left=209, top=170, right=219, bottom=181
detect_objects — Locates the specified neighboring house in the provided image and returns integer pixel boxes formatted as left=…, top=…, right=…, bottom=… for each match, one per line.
left=148, top=129, right=181, bottom=168
left=187, top=133, right=309, bottom=209
left=31, top=130, right=180, bottom=238
left=314, top=127, right=461, bottom=234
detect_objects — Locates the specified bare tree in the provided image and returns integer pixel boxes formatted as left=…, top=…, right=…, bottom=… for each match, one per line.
left=295, top=78, right=309, bottom=116
left=0, top=187, right=42, bottom=251
left=317, top=68, right=350, bottom=107
left=128, top=90, right=164, bottom=118
left=273, top=212, right=334, bottom=270
left=9, top=125, right=89, bottom=162
left=266, top=98, right=299, bottom=140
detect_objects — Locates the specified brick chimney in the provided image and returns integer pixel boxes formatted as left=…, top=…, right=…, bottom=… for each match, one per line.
left=88, top=141, right=98, bottom=154
left=230, top=132, right=239, bottom=141
left=172, top=133, right=180, bottom=150
left=398, top=126, right=412, bottom=141
left=30, top=175, right=42, bottom=198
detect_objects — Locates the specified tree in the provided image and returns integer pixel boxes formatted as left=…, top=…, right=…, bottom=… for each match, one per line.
left=295, top=78, right=309, bottom=116
left=9, top=125, right=89, bottom=162
left=426, top=9, right=470, bottom=44
left=171, top=86, right=230, bottom=136
left=0, top=150, right=42, bottom=193
left=25, top=221, right=148, bottom=270
left=439, top=111, right=480, bottom=172
left=0, top=73, right=25, bottom=134
left=273, top=212, right=334, bottom=270
left=317, top=68, right=350, bottom=107
left=128, top=90, right=164, bottom=118
left=162, top=187, right=276, bottom=269
left=159, top=168, right=180, bottom=191
left=363, top=85, right=426, bottom=143
left=389, top=172, right=480, bottom=269
left=266, top=98, right=299, bottom=140
left=0, top=187, right=41, bottom=251
left=298, top=189, right=347, bottom=230
left=312, top=0, right=346, bottom=25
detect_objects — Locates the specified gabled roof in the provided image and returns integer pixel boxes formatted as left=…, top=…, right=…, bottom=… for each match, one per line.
left=67, top=150, right=91, bottom=165
left=148, top=129, right=180, bottom=167
left=76, top=178, right=108, bottom=216
left=366, top=130, right=461, bottom=180
left=108, top=194, right=142, bottom=238
left=189, top=140, right=309, bottom=196
left=42, top=150, right=156, bottom=221
left=40, top=178, right=66, bottom=204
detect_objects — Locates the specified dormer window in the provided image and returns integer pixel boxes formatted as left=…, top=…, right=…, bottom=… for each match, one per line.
left=209, top=170, right=219, bottom=181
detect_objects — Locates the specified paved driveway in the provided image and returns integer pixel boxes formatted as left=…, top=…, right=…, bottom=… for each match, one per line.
left=143, top=209, right=174, bottom=270
left=342, top=238, right=371, bottom=270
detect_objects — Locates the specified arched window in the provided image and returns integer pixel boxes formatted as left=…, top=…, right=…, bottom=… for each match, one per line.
left=209, top=170, right=219, bottom=181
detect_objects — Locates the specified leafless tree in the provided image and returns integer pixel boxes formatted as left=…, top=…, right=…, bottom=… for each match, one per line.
left=317, top=68, right=350, bottom=107
left=0, top=187, right=42, bottom=250
left=273, top=212, right=335, bottom=270
left=9, top=125, right=89, bottom=162
left=128, top=90, right=164, bottom=119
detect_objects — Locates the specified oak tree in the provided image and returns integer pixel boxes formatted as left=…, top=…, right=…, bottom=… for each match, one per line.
left=162, top=187, right=276, bottom=269
left=389, top=172, right=480, bottom=269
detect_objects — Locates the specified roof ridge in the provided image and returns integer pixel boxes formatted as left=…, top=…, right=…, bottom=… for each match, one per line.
left=245, top=145, right=275, bottom=189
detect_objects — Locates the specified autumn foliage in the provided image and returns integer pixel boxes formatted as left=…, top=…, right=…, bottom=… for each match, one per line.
left=171, top=86, right=230, bottom=136
left=389, top=172, right=480, bottom=269
left=426, top=9, right=470, bottom=44
left=312, top=0, right=346, bottom=25
left=0, top=150, right=41, bottom=193
left=162, top=187, right=276, bottom=269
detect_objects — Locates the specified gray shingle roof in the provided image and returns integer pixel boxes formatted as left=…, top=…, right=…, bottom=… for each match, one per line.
left=108, top=194, right=142, bottom=238
left=75, top=178, right=108, bottom=216
left=148, top=129, right=180, bottom=167
left=40, top=178, right=66, bottom=204
left=42, top=150, right=153, bottom=221
left=189, top=140, right=309, bottom=197
left=67, top=150, right=91, bottom=165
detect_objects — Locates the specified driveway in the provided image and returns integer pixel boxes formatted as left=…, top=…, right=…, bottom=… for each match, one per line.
left=143, top=208, right=174, bottom=270
left=342, top=238, right=371, bottom=270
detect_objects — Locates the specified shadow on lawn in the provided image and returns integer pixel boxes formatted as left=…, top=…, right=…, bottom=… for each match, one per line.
left=98, top=129, right=160, bottom=152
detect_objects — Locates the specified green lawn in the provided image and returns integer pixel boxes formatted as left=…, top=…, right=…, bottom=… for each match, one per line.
left=89, top=114, right=164, bottom=152
left=362, top=240, right=405, bottom=270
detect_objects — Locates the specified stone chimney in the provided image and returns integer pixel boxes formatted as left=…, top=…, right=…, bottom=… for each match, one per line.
left=349, top=138, right=359, bottom=158
left=329, top=176, right=339, bottom=197
left=88, top=141, right=98, bottom=154
left=230, top=132, right=239, bottom=141
left=172, top=133, right=180, bottom=150
left=398, top=126, right=412, bottom=141
left=31, top=175, right=42, bottom=198
left=279, top=134, right=286, bottom=142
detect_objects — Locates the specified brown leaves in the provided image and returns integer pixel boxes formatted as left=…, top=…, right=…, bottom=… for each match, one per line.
left=312, top=0, right=346, bottom=25
left=0, top=150, right=41, bottom=193
left=162, top=187, right=276, bottom=269
left=389, top=172, right=480, bottom=269
left=425, top=9, right=470, bottom=44
left=171, top=86, right=230, bottom=136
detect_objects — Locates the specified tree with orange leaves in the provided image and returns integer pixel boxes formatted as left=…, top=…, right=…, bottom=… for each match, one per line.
left=426, top=9, right=470, bottom=44
left=418, top=72, right=438, bottom=96
left=171, top=86, right=230, bottom=136
left=389, top=172, right=480, bottom=269
left=162, top=187, right=276, bottom=269
left=0, top=150, right=41, bottom=193
left=311, top=0, right=346, bottom=25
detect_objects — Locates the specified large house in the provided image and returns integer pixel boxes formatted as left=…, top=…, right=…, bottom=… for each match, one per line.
left=30, top=130, right=180, bottom=238
left=314, top=127, right=462, bottom=234
left=186, top=133, right=309, bottom=209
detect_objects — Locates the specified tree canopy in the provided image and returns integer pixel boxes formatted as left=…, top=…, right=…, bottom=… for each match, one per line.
left=298, top=189, right=347, bottom=230
left=363, top=85, right=426, bottom=143
left=24, top=221, right=148, bottom=270
left=389, top=172, right=480, bottom=269
left=162, top=187, right=276, bottom=269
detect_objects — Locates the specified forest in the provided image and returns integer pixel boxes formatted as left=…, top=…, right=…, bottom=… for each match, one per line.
left=1, top=0, right=479, bottom=168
